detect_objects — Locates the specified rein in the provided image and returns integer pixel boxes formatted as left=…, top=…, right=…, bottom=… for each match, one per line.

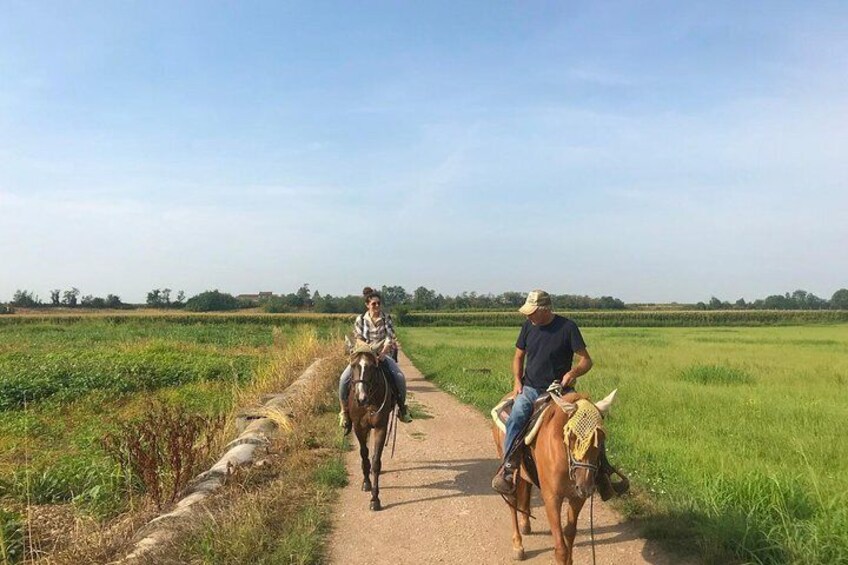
left=351, top=363, right=391, bottom=417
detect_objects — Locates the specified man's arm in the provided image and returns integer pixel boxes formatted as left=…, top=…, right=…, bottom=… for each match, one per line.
left=512, top=348, right=526, bottom=396
left=561, top=348, right=592, bottom=388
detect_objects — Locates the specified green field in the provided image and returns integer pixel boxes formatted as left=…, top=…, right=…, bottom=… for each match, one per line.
left=401, top=325, right=848, bottom=564
left=0, top=318, right=344, bottom=531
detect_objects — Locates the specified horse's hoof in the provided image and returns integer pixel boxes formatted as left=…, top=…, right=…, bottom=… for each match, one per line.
left=369, top=499, right=382, bottom=511
left=520, top=522, right=531, bottom=535
left=362, top=481, right=372, bottom=492
left=512, top=548, right=525, bottom=561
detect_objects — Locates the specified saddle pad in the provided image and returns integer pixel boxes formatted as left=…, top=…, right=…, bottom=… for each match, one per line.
left=491, top=398, right=551, bottom=446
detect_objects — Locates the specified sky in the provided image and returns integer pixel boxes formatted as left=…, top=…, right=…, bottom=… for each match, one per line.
left=1, top=1, right=846, bottom=304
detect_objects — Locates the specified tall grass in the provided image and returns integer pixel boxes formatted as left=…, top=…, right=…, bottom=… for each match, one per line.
left=400, top=325, right=848, bottom=564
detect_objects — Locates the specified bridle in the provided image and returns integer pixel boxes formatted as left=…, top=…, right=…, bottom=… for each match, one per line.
left=350, top=358, right=391, bottom=416
left=565, top=434, right=600, bottom=481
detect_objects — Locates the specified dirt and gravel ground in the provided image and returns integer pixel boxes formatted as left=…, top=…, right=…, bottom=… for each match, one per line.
left=329, top=353, right=684, bottom=564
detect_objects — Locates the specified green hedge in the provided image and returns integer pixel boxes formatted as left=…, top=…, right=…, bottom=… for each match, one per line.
left=403, top=310, right=848, bottom=327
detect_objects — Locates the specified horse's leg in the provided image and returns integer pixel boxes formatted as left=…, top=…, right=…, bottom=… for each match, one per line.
left=369, top=426, right=388, bottom=511
left=354, top=425, right=371, bottom=492
left=510, top=477, right=527, bottom=560
left=517, top=479, right=532, bottom=535
left=541, top=490, right=568, bottom=565
left=563, top=496, right=586, bottom=562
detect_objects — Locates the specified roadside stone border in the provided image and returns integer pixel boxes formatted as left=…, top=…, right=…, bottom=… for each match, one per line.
left=117, top=356, right=332, bottom=563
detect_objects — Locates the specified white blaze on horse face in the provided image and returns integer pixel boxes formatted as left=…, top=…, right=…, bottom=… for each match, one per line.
left=356, top=358, right=368, bottom=403
left=594, top=389, right=618, bottom=416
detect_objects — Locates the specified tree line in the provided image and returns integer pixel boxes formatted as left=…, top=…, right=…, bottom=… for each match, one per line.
left=696, top=289, right=848, bottom=311
left=4, top=285, right=848, bottom=314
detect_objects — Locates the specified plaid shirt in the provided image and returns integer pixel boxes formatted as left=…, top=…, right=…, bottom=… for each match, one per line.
left=355, top=311, right=396, bottom=347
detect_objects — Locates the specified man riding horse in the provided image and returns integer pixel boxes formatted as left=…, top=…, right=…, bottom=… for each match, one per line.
left=492, top=289, right=623, bottom=499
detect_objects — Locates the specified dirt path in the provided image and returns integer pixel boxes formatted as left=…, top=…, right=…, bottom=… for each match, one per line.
left=329, top=353, right=680, bottom=564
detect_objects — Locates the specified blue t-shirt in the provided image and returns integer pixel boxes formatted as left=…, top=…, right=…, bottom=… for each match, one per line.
left=516, top=315, right=586, bottom=390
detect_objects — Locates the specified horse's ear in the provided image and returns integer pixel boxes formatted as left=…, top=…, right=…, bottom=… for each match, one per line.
left=551, top=393, right=577, bottom=415
left=594, top=389, right=618, bottom=416
left=344, top=335, right=353, bottom=354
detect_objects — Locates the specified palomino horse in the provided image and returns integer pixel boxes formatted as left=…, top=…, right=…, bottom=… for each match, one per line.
left=492, top=389, right=618, bottom=565
left=347, top=345, right=395, bottom=511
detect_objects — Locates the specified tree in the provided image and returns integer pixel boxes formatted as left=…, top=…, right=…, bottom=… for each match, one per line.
left=147, top=289, right=163, bottom=307
left=50, top=289, right=60, bottom=306
left=184, top=290, right=241, bottom=312
left=380, top=285, right=409, bottom=308
left=175, top=290, right=186, bottom=306
left=296, top=284, right=312, bottom=308
left=832, top=288, right=848, bottom=310
left=413, top=286, right=437, bottom=310
left=61, top=287, right=80, bottom=307
left=105, top=294, right=123, bottom=308
left=11, top=290, right=41, bottom=308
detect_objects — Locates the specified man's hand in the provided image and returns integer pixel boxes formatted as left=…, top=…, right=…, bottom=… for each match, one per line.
left=378, top=343, right=392, bottom=361
left=561, top=372, right=577, bottom=388
left=511, top=384, right=523, bottom=398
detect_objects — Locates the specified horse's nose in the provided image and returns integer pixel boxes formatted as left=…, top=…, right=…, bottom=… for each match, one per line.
left=577, top=484, right=595, bottom=499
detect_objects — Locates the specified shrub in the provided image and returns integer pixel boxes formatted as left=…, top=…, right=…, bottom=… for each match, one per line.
left=184, top=290, right=241, bottom=312
left=102, top=404, right=225, bottom=510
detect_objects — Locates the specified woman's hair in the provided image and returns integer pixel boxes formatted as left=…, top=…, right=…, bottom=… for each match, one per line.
left=363, top=286, right=381, bottom=303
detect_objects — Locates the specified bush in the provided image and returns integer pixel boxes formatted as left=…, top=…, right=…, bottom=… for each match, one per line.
left=184, top=290, right=241, bottom=312
left=102, top=404, right=224, bottom=510
left=0, top=304, right=13, bottom=315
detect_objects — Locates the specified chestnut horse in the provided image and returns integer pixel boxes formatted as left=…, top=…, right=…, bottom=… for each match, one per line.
left=492, top=389, right=617, bottom=565
left=347, top=347, right=395, bottom=511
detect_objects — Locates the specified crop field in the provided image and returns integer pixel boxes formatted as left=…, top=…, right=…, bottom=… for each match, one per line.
left=0, top=316, right=346, bottom=562
left=400, top=325, right=848, bottom=564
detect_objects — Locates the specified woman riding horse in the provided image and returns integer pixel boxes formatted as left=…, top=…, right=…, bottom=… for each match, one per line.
left=339, top=287, right=412, bottom=433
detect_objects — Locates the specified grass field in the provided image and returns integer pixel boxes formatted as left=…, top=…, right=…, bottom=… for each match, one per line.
left=400, top=325, right=848, bottom=564
left=0, top=317, right=347, bottom=563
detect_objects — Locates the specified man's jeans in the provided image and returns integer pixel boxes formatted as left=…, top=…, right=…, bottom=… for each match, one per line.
left=503, top=386, right=544, bottom=462
left=339, top=356, right=407, bottom=406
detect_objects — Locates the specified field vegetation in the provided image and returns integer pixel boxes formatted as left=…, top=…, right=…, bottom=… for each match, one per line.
left=0, top=316, right=347, bottom=563
left=401, top=324, right=848, bottom=564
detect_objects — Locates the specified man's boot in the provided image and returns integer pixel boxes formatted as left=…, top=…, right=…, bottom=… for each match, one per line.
left=492, top=449, right=521, bottom=495
left=597, top=445, right=629, bottom=500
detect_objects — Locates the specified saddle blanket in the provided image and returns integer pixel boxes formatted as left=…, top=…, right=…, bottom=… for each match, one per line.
left=491, top=397, right=551, bottom=446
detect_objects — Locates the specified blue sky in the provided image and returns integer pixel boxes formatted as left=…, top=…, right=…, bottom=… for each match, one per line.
left=1, top=1, right=846, bottom=303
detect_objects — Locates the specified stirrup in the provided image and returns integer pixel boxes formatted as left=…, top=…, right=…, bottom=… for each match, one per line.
left=492, top=464, right=516, bottom=495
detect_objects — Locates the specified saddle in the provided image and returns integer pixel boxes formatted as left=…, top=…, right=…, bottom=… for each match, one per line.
left=491, top=395, right=552, bottom=446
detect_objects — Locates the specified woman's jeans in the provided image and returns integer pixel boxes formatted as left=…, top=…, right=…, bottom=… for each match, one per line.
left=339, top=356, right=407, bottom=406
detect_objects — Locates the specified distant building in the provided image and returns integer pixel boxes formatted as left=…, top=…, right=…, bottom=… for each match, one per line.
left=237, top=291, right=276, bottom=302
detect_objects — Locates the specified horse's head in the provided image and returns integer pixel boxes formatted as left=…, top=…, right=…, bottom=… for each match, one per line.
left=552, top=389, right=617, bottom=499
left=349, top=348, right=380, bottom=406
